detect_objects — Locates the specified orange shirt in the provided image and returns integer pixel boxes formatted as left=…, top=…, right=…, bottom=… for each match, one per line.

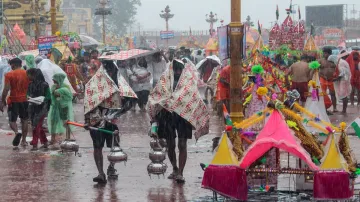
left=217, top=65, right=230, bottom=101
left=5, top=69, right=30, bottom=103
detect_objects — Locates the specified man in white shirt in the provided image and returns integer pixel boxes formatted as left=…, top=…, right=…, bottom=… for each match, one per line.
left=148, top=51, right=169, bottom=88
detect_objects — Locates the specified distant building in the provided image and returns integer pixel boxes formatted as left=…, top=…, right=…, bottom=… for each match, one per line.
left=3, top=0, right=64, bottom=37
left=62, top=0, right=93, bottom=36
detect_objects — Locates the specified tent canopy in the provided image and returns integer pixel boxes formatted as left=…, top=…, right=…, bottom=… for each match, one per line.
left=320, top=134, right=348, bottom=171
left=211, top=133, right=239, bottom=165
left=304, top=36, right=318, bottom=51
left=251, top=36, right=264, bottom=54
left=19, top=49, right=39, bottom=58
left=205, top=38, right=218, bottom=51
left=239, top=110, right=319, bottom=171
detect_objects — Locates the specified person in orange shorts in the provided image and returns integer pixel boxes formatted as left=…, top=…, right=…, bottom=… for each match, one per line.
left=318, top=47, right=337, bottom=113
left=216, top=65, right=230, bottom=112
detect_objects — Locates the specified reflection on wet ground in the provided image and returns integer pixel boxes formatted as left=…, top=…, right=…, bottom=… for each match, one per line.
left=0, top=104, right=221, bottom=201
left=0, top=104, right=359, bottom=201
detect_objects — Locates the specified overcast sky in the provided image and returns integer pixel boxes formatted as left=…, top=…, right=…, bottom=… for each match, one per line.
left=135, top=0, right=359, bottom=31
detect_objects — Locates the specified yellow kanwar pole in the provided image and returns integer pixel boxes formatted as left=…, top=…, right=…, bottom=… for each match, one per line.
left=50, top=0, right=57, bottom=35
left=229, top=0, right=244, bottom=159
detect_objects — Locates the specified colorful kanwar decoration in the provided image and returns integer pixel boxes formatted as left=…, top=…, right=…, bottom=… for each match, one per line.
left=269, top=15, right=305, bottom=50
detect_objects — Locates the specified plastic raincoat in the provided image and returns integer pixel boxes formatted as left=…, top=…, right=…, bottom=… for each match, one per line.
left=25, top=55, right=35, bottom=69
left=47, top=73, right=74, bottom=134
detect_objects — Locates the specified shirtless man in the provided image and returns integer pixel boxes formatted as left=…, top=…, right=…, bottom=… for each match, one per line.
left=286, top=55, right=312, bottom=105
left=318, top=47, right=337, bottom=113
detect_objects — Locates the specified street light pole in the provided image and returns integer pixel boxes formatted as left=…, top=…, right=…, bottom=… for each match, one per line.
left=50, top=0, right=57, bottom=35
left=95, top=0, right=112, bottom=45
left=229, top=0, right=244, bottom=158
left=206, top=11, right=218, bottom=37
left=160, top=5, right=174, bottom=48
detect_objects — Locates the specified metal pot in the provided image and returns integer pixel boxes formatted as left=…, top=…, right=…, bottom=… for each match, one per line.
left=149, top=150, right=166, bottom=163
left=60, top=139, right=79, bottom=154
left=107, top=147, right=128, bottom=163
left=147, top=162, right=167, bottom=176
left=159, top=138, right=167, bottom=148
left=149, top=139, right=162, bottom=151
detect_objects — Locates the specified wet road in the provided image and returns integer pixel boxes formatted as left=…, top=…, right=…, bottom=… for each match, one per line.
left=0, top=103, right=359, bottom=201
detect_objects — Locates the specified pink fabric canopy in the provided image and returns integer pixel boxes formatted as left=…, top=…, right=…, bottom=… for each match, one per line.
left=239, top=110, right=319, bottom=171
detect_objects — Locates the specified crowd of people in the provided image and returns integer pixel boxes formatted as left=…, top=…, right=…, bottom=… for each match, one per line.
left=286, top=47, right=359, bottom=114
left=0, top=58, right=75, bottom=149
left=0, top=47, right=211, bottom=185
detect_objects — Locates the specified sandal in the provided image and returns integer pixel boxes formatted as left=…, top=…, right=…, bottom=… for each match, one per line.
left=40, top=143, right=49, bottom=149
left=21, top=141, right=28, bottom=147
left=175, top=175, right=185, bottom=183
left=93, top=174, right=107, bottom=184
left=12, top=133, right=22, bottom=147
left=31, top=146, right=38, bottom=151
left=168, top=171, right=178, bottom=180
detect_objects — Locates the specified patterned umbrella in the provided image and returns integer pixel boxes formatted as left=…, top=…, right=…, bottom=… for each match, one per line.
left=100, top=49, right=157, bottom=60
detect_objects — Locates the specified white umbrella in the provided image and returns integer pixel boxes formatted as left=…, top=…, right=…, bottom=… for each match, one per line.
left=79, top=35, right=102, bottom=47
left=37, top=59, right=76, bottom=94
left=195, top=55, right=221, bottom=70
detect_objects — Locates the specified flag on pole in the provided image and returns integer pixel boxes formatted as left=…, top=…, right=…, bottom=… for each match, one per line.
left=223, top=104, right=233, bottom=126
left=298, top=6, right=301, bottom=19
left=286, top=0, right=293, bottom=14
left=350, top=118, right=360, bottom=138
left=276, top=5, right=279, bottom=21
left=257, top=20, right=262, bottom=35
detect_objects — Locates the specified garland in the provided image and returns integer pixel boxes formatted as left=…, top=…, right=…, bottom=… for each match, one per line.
left=292, top=103, right=339, bottom=132
left=280, top=108, right=332, bottom=135
left=338, top=122, right=357, bottom=172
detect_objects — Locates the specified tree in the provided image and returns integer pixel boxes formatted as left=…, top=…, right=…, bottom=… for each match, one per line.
left=245, top=15, right=254, bottom=28
left=72, top=0, right=141, bottom=37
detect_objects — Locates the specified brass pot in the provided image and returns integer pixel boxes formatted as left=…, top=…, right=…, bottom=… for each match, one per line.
left=149, top=150, right=166, bottom=163
left=149, top=139, right=162, bottom=151
left=107, top=147, right=128, bottom=163
left=60, top=139, right=79, bottom=154
left=159, top=138, right=167, bottom=148
left=147, top=162, right=167, bottom=176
